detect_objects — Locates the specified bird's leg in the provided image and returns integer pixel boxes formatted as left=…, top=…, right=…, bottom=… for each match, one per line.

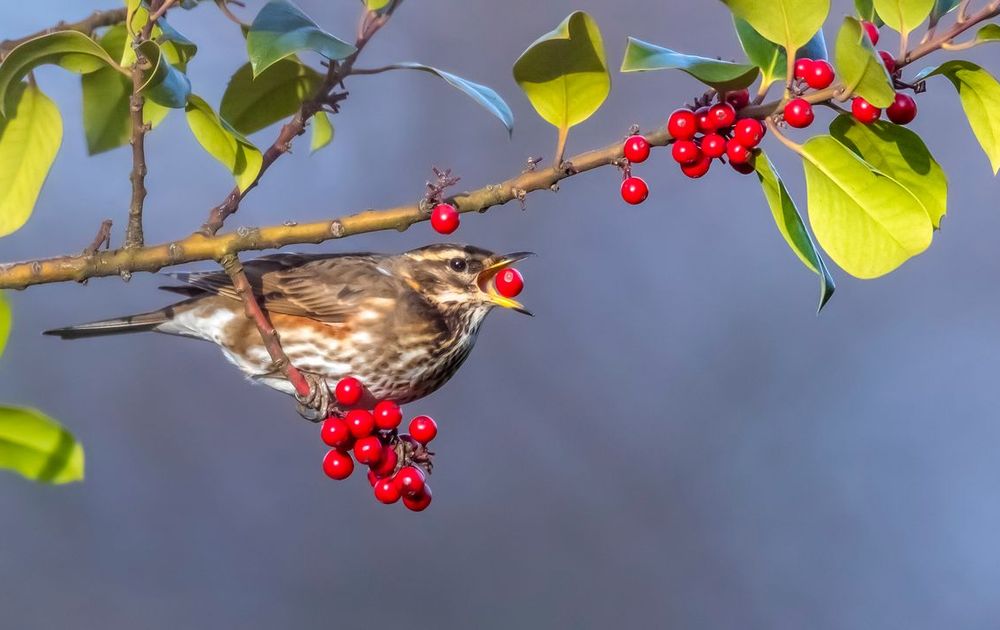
left=294, top=373, right=331, bottom=422
left=395, top=434, right=435, bottom=475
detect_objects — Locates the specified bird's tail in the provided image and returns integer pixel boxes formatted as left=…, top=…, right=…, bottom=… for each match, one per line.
left=43, top=310, right=169, bottom=340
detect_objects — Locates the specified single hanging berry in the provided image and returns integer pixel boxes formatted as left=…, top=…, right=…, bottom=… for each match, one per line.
left=733, top=119, right=764, bottom=148
left=886, top=93, right=917, bottom=125
left=321, top=417, right=353, bottom=448
left=623, top=135, right=651, bottom=163
left=620, top=177, right=648, bottom=205
left=430, top=203, right=460, bottom=234
left=373, top=400, right=402, bottom=430
left=409, top=415, right=438, bottom=444
left=322, top=449, right=354, bottom=480
left=851, top=97, right=881, bottom=124
left=806, top=60, right=835, bottom=90
left=403, top=485, right=433, bottom=512
left=374, top=477, right=402, bottom=504
left=667, top=109, right=698, bottom=140
left=784, top=99, right=815, bottom=128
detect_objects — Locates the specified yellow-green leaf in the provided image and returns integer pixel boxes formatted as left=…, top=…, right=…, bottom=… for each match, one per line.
left=365, top=0, right=392, bottom=9
left=972, top=24, right=1000, bottom=45
left=512, top=11, right=609, bottom=131
left=620, top=37, right=759, bottom=92
left=220, top=59, right=323, bottom=135
left=802, top=135, right=932, bottom=278
left=835, top=17, right=895, bottom=107
left=311, top=110, right=333, bottom=153
left=0, top=83, right=62, bottom=238
left=136, top=41, right=191, bottom=108
left=721, top=0, right=831, bottom=51
left=0, top=292, right=10, bottom=357
left=873, top=0, right=934, bottom=35
left=0, top=406, right=84, bottom=484
left=186, top=94, right=263, bottom=191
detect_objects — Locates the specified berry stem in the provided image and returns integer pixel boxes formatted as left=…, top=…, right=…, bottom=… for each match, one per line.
left=765, top=120, right=804, bottom=156
left=903, top=1, right=1000, bottom=67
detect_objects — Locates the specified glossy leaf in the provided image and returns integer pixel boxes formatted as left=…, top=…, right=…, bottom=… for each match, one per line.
left=186, top=94, right=263, bottom=191
left=513, top=11, right=609, bottom=131
left=721, top=0, right=831, bottom=51
left=0, top=83, right=62, bottom=238
left=855, top=0, right=882, bottom=23
left=916, top=61, right=1000, bottom=173
left=220, top=59, right=323, bottom=135
left=755, top=150, right=836, bottom=311
left=972, top=24, right=1000, bottom=45
left=158, top=19, right=199, bottom=68
left=621, top=37, right=758, bottom=92
left=734, top=20, right=828, bottom=88
left=835, top=17, right=896, bottom=107
left=136, top=41, right=191, bottom=108
left=247, top=0, right=356, bottom=77
left=311, top=110, right=334, bottom=152
left=873, top=0, right=935, bottom=34
left=0, top=406, right=84, bottom=484
left=0, top=292, right=10, bottom=357
left=929, top=0, right=961, bottom=27
left=802, top=135, right=932, bottom=278
left=830, top=115, right=947, bottom=227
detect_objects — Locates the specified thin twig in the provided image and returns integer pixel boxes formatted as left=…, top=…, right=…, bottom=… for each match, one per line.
left=0, top=7, right=127, bottom=60
left=83, top=220, right=113, bottom=255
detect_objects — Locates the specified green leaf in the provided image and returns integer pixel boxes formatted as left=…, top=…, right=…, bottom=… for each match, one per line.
left=0, top=406, right=84, bottom=484
left=972, top=24, right=1000, bottom=45
left=929, top=0, right=961, bottom=27
left=734, top=20, right=827, bottom=88
left=855, top=0, right=886, bottom=25
left=366, top=63, right=514, bottom=134
left=365, top=0, right=392, bottom=9
left=186, top=94, right=263, bottom=191
left=220, top=59, right=323, bottom=135
left=621, top=37, right=759, bottom=92
left=513, top=11, right=609, bottom=131
left=755, top=150, right=836, bottom=312
left=721, top=0, right=831, bottom=51
left=0, top=83, right=62, bottom=238
left=311, top=110, right=334, bottom=153
left=830, top=115, right=947, bottom=227
left=158, top=19, right=199, bottom=68
left=873, top=0, right=935, bottom=34
left=0, top=292, right=10, bottom=358
left=0, top=31, right=121, bottom=117
left=136, top=41, right=191, bottom=108
left=835, top=17, right=896, bottom=107
left=247, top=0, right=357, bottom=77
left=916, top=61, right=1000, bottom=173
left=802, top=135, right=932, bottom=278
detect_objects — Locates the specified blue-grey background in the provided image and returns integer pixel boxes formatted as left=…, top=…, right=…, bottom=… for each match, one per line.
left=2, top=1, right=999, bottom=628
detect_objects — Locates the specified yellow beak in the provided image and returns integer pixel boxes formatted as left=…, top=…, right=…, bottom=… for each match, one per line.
left=477, top=251, right=535, bottom=316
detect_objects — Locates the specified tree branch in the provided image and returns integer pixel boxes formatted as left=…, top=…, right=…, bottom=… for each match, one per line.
left=0, top=7, right=127, bottom=60
left=903, top=1, right=1000, bottom=66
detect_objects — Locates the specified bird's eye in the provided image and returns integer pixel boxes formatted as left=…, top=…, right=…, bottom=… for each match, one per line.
left=449, top=258, right=468, bottom=272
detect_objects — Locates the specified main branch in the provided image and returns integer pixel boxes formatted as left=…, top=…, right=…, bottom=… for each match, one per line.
left=0, top=8, right=127, bottom=60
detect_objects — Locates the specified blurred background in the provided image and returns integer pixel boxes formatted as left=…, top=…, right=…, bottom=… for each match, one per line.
left=2, top=1, right=999, bottom=628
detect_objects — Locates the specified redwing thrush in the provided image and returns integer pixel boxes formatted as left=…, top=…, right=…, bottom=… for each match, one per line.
left=45, top=244, right=533, bottom=416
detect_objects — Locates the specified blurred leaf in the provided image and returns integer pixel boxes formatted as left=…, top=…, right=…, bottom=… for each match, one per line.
left=830, top=115, right=947, bottom=227
left=136, top=41, right=191, bottom=108
left=754, top=150, right=836, bottom=312
left=365, top=0, right=392, bottom=9
left=220, top=59, right=322, bottom=134
left=971, top=24, right=1000, bottom=45
left=802, top=135, right=932, bottom=278
left=0, top=406, right=84, bottom=484
left=513, top=11, right=609, bottom=131
left=854, top=0, right=885, bottom=25
left=929, top=0, right=961, bottom=27
left=721, top=0, right=830, bottom=51
left=873, top=0, right=934, bottom=34
left=734, top=20, right=827, bottom=89
left=0, top=31, right=120, bottom=117
left=835, top=16, right=895, bottom=107
left=247, top=0, right=356, bottom=77
left=0, top=292, right=10, bottom=357
left=311, top=110, right=333, bottom=152
left=621, top=37, right=758, bottom=92
left=186, top=94, right=263, bottom=191
left=916, top=61, right=1000, bottom=173
left=0, top=83, right=62, bottom=238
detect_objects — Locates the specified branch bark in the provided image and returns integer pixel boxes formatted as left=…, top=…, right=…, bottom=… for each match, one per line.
left=0, top=8, right=127, bottom=60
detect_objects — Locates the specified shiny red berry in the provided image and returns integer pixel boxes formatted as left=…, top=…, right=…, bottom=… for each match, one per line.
left=334, top=377, right=363, bottom=406
left=794, top=58, right=814, bottom=81
left=667, top=108, right=698, bottom=141
left=671, top=140, right=701, bottom=165
left=886, top=93, right=917, bottom=125
left=367, top=469, right=379, bottom=486
left=851, top=97, right=881, bottom=124
left=354, top=435, right=383, bottom=465
left=725, top=89, right=750, bottom=110
left=409, top=415, right=438, bottom=444
left=784, top=98, right=814, bottom=128
left=862, top=21, right=880, bottom=45
left=731, top=158, right=756, bottom=175
left=726, top=139, right=751, bottom=165
left=403, top=485, right=433, bottom=512
left=374, top=477, right=402, bottom=504
left=370, top=445, right=398, bottom=477
left=620, top=177, right=648, bottom=205
left=430, top=203, right=460, bottom=235
left=733, top=118, right=765, bottom=148
left=700, top=133, right=727, bottom=159
left=322, top=449, right=354, bottom=480
left=623, top=135, right=651, bottom=163
left=495, top=268, right=524, bottom=298
left=694, top=106, right=714, bottom=132
left=806, top=60, right=835, bottom=89
left=373, top=400, right=402, bottom=431
left=680, top=155, right=712, bottom=179
left=708, top=103, right=737, bottom=130
left=320, top=417, right=352, bottom=448
left=879, top=51, right=896, bottom=74
left=396, top=466, right=426, bottom=497
left=346, top=409, right=375, bottom=438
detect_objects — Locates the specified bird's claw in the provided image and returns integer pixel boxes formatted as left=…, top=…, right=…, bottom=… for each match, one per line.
left=294, top=373, right=331, bottom=423
left=397, top=435, right=435, bottom=474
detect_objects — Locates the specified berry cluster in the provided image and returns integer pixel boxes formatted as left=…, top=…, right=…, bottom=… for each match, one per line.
left=320, top=376, right=437, bottom=512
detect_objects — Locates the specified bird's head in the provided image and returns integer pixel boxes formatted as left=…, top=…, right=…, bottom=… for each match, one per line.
left=397, top=244, right=533, bottom=316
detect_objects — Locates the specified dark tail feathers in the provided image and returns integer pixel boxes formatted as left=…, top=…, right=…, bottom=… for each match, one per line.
left=43, top=311, right=168, bottom=340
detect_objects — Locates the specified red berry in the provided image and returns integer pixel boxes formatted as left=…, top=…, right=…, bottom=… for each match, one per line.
left=409, top=415, right=438, bottom=444
left=495, top=268, right=524, bottom=298
left=667, top=108, right=698, bottom=141
left=373, top=400, right=402, bottom=430
left=725, top=89, right=750, bottom=110
left=320, top=417, right=352, bottom=448
left=370, top=445, right=398, bottom=477
left=680, top=155, right=712, bottom=179
left=623, top=135, right=651, bottom=163
left=367, top=469, right=379, bottom=486
left=334, top=377, right=363, bottom=406
left=862, top=21, right=880, bottom=45
left=671, top=140, right=701, bottom=165
left=700, top=133, right=727, bottom=159
left=374, top=477, right=402, bottom=504
left=354, top=435, right=383, bottom=465
left=345, top=409, right=375, bottom=438
left=731, top=158, right=756, bottom=175
left=733, top=118, right=765, bottom=148
left=851, top=97, right=881, bottom=124
left=886, top=93, right=917, bottom=125
left=396, top=466, right=426, bottom=497
left=707, top=103, right=737, bottom=130
left=794, top=58, right=814, bottom=81
left=806, top=60, right=835, bottom=90
left=620, top=177, right=648, bottom=205
left=726, top=138, right=751, bottom=165
left=322, top=449, right=354, bottom=480
left=879, top=51, right=896, bottom=74
left=694, top=106, right=714, bottom=132
left=430, top=203, right=460, bottom=235
left=784, top=98, right=815, bottom=128
left=403, top=485, right=433, bottom=512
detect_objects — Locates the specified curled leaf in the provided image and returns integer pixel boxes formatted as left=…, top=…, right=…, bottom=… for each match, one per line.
left=247, top=0, right=356, bottom=77
left=621, top=37, right=759, bottom=92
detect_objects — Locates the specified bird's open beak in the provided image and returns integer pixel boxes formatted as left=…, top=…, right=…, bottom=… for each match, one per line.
left=477, top=251, right=535, bottom=316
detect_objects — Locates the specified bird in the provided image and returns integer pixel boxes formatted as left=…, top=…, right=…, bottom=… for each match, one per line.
left=45, top=244, right=533, bottom=417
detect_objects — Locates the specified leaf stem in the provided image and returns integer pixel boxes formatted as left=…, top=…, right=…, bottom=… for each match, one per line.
left=554, top=125, right=569, bottom=170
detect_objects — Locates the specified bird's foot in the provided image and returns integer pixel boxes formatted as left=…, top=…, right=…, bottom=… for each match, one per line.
left=396, top=434, right=435, bottom=475
left=294, top=373, right=331, bottom=423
